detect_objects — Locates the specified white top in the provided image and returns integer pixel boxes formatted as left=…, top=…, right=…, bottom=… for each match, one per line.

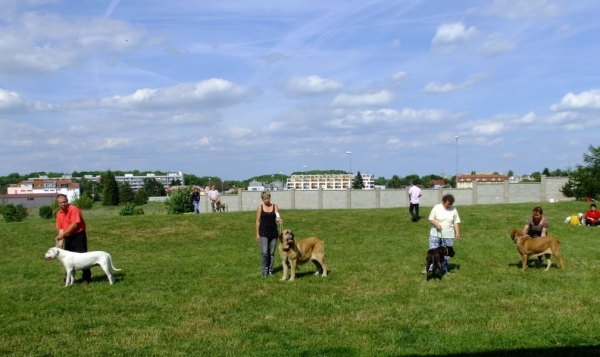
left=408, top=185, right=422, bottom=204
left=428, top=203, right=461, bottom=238
left=208, top=189, right=219, bottom=201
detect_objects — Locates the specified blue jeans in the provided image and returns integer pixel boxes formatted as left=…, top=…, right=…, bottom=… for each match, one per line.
left=260, top=236, right=277, bottom=275
left=428, top=236, right=454, bottom=272
left=192, top=201, right=199, bottom=214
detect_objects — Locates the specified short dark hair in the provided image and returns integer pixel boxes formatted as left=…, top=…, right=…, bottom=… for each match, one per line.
left=442, top=194, right=455, bottom=205
left=56, top=194, right=68, bottom=201
left=533, top=206, right=543, bottom=215
left=591, top=203, right=597, bottom=208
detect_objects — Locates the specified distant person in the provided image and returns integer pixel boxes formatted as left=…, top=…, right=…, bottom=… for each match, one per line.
left=255, top=191, right=282, bottom=277
left=190, top=187, right=201, bottom=214
left=423, top=194, right=460, bottom=275
left=522, top=206, right=548, bottom=237
left=408, top=180, right=422, bottom=222
left=208, top=185, right=219, bottom=213
left=54, top=194, right=91, bottom=285
left=585, top=203, right=600, bottom=226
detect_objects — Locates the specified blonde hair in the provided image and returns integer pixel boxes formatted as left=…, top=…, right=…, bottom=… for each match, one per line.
left=260, top=191, right=271, bottom=199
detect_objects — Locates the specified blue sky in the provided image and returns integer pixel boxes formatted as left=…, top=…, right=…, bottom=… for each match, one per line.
left=1, top=0, right=599, bottom=180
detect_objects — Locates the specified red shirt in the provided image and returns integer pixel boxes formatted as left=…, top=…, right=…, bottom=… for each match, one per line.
left=585, top=209, right=600, bottom=221
left=56, top=204, right=86, bottom=236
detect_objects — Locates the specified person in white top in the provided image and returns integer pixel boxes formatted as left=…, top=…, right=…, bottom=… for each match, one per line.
left=423, top=194, right=461, bottom=274
left=408, top=180, right=422, bottom=222
left=208, top=185, right=219, bottom=212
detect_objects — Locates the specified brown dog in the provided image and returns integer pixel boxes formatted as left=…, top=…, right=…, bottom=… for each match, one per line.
left=278, top=229, right=327, bottom=281
left=510, top=229, right=565, bottom=271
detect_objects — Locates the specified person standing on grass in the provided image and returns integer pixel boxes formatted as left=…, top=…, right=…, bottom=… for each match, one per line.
left=54, top=194, right=91, bottom=285
left=255, top=191, right=282, bottom=277
left=190, top=187, right=201, bottom=214
left=408, top=180, right=422, bottom=222
left=208, top=185, right=219, bottom=213
left=423, top=194, right=460, bottom=275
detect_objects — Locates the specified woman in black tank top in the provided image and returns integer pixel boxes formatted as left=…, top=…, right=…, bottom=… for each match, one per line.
left=255, top=191, right=283, bottom=277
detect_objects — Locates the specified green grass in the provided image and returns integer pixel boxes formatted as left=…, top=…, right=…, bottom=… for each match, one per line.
left=1, top=201, right=600, bottom=356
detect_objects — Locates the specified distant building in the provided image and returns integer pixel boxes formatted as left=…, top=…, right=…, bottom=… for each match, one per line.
left=115, top=172, right=185, bottom=191
left=285, top=173, right=375, bottom=190
left=431, top=180, right=446, bottom=189
left=248, top=181, right=265, bottom=191
left=7, top=177, right=80, bottom=202
left=457, top=174, right=509, bottom=189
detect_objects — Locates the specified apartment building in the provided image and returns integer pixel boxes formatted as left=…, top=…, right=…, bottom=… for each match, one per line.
left=115, top=172, right=185, bottom=191
left=457, top=174, right=509, bottom=189
left=285, top=173, right=375, bottom=190
left=7, top=178, right=80, bottom=202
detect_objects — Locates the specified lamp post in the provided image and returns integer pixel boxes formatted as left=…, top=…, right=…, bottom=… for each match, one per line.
left=208, top=177, right=211, bottom=189
left=303, top=165, right=307, bottom=173
left=455, top=136, right=458, bottom=188
left=346, top=151, right=352, bottom=175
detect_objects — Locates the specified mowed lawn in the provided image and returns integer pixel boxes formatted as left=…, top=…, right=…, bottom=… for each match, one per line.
left=1, top=201, right=600, bottom=356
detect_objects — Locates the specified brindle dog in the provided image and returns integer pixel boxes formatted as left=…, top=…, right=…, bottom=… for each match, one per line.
left=425, top=246, right=455, bottom=281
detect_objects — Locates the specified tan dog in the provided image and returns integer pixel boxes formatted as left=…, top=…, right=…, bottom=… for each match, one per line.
left=278, top=229, right=327, bottom=281
left=510, top=229, right=565, bottom=271
left=215, top=199, right=228, bottom=212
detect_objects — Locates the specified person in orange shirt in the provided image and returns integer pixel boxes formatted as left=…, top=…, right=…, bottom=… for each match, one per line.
left=585, top=203, right=600, bottom=226
left=55, top=194, right=91, bottom=284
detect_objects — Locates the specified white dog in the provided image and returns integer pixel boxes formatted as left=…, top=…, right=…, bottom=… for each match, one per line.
left=44, top=247, right=121, bottom=286
left=564, top=213, right=584, bottom=226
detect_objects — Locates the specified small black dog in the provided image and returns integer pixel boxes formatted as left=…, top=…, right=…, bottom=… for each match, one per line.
left=426, top=246, right=456, bottom=281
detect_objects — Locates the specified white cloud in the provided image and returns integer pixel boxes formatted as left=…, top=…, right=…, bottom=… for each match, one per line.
left=389, top=71, right=407, bottom=84
left=389, top=39, right=401, bottom=48
left=98, top=138, right=131, bottom=149
left=550, top=89, right=600, bottom=111
left=331, top=90, right=394, bottom=107
left=472, top=122, right=504, bottom=135
left=432, top=22, right=478, bottom=45
left=424, top=74, right=487, bottom=94
left=486, top=0, right=561, bottom=19
left=285, top=75, right=344, bottom=97
left=92, top=79, right=259, bottom=110
left=327, top=107, right=451, bottom=128
left=483, top=38, right=516, bottom=56
left=0, top=88, right=25, bottom=111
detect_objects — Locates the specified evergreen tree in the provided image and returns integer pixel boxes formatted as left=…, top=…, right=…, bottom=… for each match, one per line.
left=352, top=171, right=365, bottom=189
left=142, top=178, right=166, bottom=196
left=119, top=182, right=135, bottom=204
left=134, top=188, right=149, bottom=205
left=102, top=170, right=120, bottom=206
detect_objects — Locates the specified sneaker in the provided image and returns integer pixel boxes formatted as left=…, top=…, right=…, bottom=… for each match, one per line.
left=268, top=272, right=274, bottom=277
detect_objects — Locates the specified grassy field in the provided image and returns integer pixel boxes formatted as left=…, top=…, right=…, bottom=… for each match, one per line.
left=1, top=201, right=600, bottom=356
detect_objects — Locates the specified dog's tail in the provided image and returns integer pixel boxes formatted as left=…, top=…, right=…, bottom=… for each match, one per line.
left=108, top=254, right=122, bottom=271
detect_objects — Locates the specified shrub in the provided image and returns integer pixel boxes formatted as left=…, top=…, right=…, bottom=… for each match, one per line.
left=165, top=186, right=193, bottom=214
left=134, top=188, right=149, bottom=206
left=2, top=203, right=28, bottom=222
left=39, top=205, right=53, bottom=219
left=72, top=193, right=93, bottom=210
left=119, top=203, right=144, bottom=216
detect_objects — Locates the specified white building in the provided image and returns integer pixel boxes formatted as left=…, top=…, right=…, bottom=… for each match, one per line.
left=285, top=173, right=375, bottom=190
left=7, top=178, right=80, bottom=202
left=116, top=172, right=185, bottom=191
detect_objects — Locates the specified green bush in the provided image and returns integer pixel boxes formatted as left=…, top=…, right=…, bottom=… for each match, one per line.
left=72, top=193, right=93, bottom=209
left=38, top=205, right=53, bottom=219
left=1, top=203, right=28, bottom=222
left=165, top=186, right=193, bottom=214
left=119, top=203, right=144, bottom=216
left=134, top=188, right=149, bottom=206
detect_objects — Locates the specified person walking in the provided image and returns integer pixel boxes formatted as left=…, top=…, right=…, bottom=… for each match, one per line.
left=190, top=187, right=201, bottom=214
left=423, top=194, right=461, bottom=275
left=255, top=191, right=282, bottom=277
left=55, top=193, right=91, bottom=285
left=408, top=180, right=422, bottom=222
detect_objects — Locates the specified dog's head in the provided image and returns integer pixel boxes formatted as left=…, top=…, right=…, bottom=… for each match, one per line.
left=44, top=247, right=59, bottom=261
left=279, top=229, right=295, bottom=251
left=510, top=229, right=526, bottom=243
left=445, top=246, right=456, bottom=257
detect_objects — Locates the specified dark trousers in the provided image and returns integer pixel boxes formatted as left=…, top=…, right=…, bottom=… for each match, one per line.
left=409, top=203, right=420, bottom=221
left=65, top=230, right=91, bottom=281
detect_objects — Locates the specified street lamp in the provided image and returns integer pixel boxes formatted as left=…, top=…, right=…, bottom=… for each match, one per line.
left=208, top=177, right=211, bottom=188
left=455, top=136, right=458, bottom=188
left=346, top=151, right=352, bottom=175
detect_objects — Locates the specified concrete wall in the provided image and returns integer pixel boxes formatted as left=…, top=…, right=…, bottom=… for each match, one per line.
left=208, top=176, right=570, bottom=212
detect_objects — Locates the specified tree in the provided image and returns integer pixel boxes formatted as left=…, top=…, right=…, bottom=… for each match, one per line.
left=387, top=175, right=402, bottom=189
left=542, top=168, right=550, bottom=176
left=165, top=186, right=193, bottom=214
left=142, top=178, right=166, bottom=196
left=562, top=145, right=600, bottom=200
left=119, top=182, right=135, bottom=204
left=508, top=170, right=514, bottom=177
left=134, top=188, right=149, bottom=205
left=352, top=171, right=365, bottom=189
left=374, top=176, right=387, bottom=186
left=102, top=170, right=120, bottom=206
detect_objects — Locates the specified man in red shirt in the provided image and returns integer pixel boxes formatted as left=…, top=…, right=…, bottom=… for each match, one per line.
left=585, top=203, right=600, bottom=226
left=55, top=194, right=91, bottom=284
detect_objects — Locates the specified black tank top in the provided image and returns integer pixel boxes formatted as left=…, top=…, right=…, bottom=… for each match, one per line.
left=259, top=205, right=279, bottom=239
